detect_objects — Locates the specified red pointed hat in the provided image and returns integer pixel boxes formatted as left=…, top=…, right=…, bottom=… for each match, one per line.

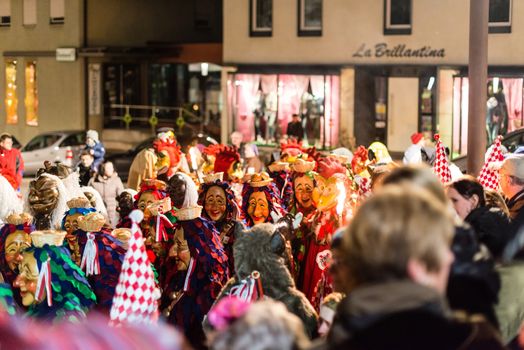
left=411, top=132, right=423, bottom=144
left=478, top=136, right=504, bottom=191
left=432, top=134, right=452, bottom=184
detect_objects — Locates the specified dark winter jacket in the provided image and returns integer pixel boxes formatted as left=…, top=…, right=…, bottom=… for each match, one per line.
left=447, top=224, right=501, bottom=329
left=323, top=281, right=506, bottom=350
left=506, top=188, right=524, bottom=239
left=77, top=163, right=94, bottom=187
left=465, top=206, right=511, bottom=260
left=88, top=173, right=124, bottom=227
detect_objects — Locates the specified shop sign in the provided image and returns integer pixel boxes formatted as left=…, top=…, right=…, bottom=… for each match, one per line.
left=56, top=48, right=76, bottom=62
left=88, top=64, right=101, bottom=115
left=352, top=43, right=445, bottom=59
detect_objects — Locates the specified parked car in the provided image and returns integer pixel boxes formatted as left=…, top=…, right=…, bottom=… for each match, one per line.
left=453, top=128, right=524, bottom=172
left=22, top=130, right=86, bottom=175
left=106, top=133, right=218, bottom=181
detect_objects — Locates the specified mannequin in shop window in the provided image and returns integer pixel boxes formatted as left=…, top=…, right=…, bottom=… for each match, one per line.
left=253, top=89, right=267, bottom=143
left=486, top=81, right=509, bottom=145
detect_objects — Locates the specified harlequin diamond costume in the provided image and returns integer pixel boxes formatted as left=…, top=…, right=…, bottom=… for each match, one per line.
left=0, top=213, right=33, bottom=307
left=162, top=172, right=228, bottom=348
left=110, top=210, right=160, bottom=325
left=198, top=172, right=240, bottom=274
left=13, top=230, right=96, bottom=322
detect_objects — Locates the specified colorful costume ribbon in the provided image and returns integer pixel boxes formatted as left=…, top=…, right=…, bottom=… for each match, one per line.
left=81, top=233, right=100, bottom=276
left=35, top=257, right=53, bottom=307
left=183, top=257, right=196, bottom=292
left=229, top=271, right=263, bottom=302
left=155, top=213, right=173, bottom=242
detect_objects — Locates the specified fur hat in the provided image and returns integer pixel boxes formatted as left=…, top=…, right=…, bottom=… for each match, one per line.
left=502, top=154, right=524, bottom=180
left=86, top=130, right=99, bottom=142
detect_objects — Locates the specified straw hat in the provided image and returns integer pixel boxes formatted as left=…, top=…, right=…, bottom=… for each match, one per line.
left=203, top=172, right=224, bottom=184
left=77, top=212, right=106, bottom=232
left=291, top=158, right=315, bottom=173
left=248, top=172, right=273, bottom=188
left=31, top=230, right=67, bottom=247
left=67, top=197, right=91, bottom=209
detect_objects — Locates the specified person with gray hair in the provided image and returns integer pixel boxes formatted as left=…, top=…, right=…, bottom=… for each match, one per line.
left=499, top=155, right=524, bottom=235
left=210, top=299, right=310, bottom=350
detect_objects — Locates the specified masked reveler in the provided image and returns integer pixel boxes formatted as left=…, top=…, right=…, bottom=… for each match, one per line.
left=198, top=172, right=240, bottom=274
left=134, top=179, right=170, bottom=271
left=0, top=213, right=33, bottom=307
left=241, top=172, right=285, bottom=228
left=26, top=171, right=70, bottom=230
left=301, top=158, right=349, bottom=303
left=74, top=212, right=125, bottom=313
left=161, top=172, right=228, bottom=348
left=289, top=158, right=318, bottom=282
left=268, top=161, right=294, bottom=211
left=0, top=174, right=23, bottom=224
left=115, top=189, right=137, bottom=229
left=13, top=230, right=96, bottom=322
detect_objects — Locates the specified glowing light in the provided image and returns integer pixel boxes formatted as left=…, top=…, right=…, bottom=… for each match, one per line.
left=427, top=76, right=435, bottom=90
left=493, top=77, right=499, bottom=92
left=335, top=180, right=346, bottom=218
left=189, top=147, right=198, bottom=171
left=201, top=62, right=209, bottom=76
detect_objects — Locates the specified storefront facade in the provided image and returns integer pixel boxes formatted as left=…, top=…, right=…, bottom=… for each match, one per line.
left=223, top=0, right=522, bottom=154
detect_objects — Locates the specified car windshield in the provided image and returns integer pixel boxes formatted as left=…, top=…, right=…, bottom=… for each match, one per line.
left=22, top=134, right=62, bottom=152
left=60, top=132, right=86, bottom=147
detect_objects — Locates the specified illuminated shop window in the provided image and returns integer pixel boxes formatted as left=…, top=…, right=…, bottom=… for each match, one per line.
left=5, top=60, right=17, bottom=124
left=25, top=61, right=38, bottom=126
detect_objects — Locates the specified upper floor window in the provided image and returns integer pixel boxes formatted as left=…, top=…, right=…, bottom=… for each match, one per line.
left=23, top=0, right=37, bottom=26
left=489, top=0, right=511, bottom=33
left=384, top=0, right=411, bottom=35
left=250, top=0, right=272, bottom=37
left=0, top=0, right=11, bottom=27
left=50, top=0, right=65, bottom=25
left=298, top=0, right=322, bottom=36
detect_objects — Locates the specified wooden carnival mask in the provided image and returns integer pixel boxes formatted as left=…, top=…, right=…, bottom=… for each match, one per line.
left=204, top=186, right=227, bottom=222
left=14, top=251, right=39, bottom=306
left=294, top=174, right=315, bottom=210
left=28, top=176, right=59, bottom=216
left=247, top=191, right=270, bottom=225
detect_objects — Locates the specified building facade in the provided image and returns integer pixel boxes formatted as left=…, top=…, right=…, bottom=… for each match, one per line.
left=222, top=0, right=518, bottom=156
left=0, top=0, right=223, bottom=148
left=0, top=0, right=84, bottom=144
